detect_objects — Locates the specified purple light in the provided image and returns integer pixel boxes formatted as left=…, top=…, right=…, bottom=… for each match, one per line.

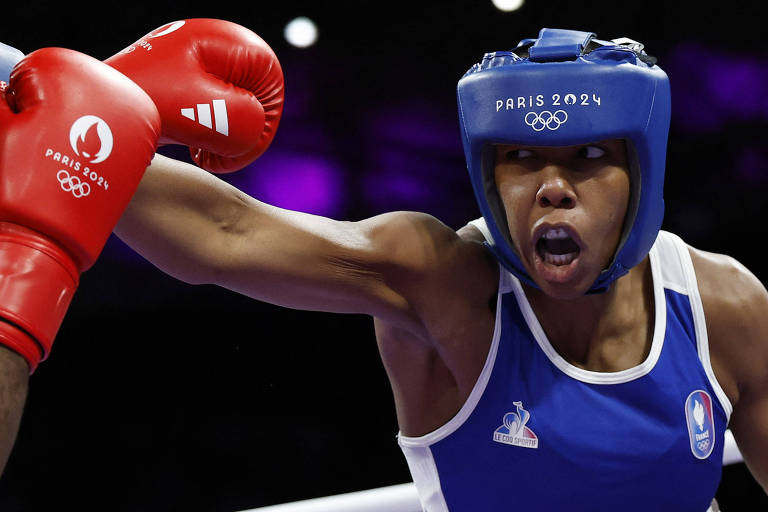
left=363, top=148, right=432, bottom=210
left=665, top=43, right=768, bottom=132
left=359, top=101, right=459, bottom=194
left=363, top=170, right=431, bottom=209
left=361, top=146, right=469, bottom=217
left=357, top=102, right=471, bottom=221
left=366, top=101, right=462, bottom=152
left=665, top=43, right=724, bottom=132
left=706, top=58, right=768, bottom=120
left=234, top=152, right=346, bottom=217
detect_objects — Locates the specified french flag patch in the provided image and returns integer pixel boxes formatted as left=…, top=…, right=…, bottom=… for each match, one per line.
left=685, top=390, right=715, bottom=459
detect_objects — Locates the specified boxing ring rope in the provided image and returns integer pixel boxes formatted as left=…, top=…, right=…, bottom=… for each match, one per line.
left=241, top=430, right=744, bottom=512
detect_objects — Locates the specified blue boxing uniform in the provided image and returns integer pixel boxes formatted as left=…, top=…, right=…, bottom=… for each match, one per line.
left=0, top=42, right=24, bottom=83
left=399, top=226, right=730, bottom=512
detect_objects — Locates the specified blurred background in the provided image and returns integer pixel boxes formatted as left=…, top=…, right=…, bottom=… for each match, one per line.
left=1, top=0, right=767, bottom=509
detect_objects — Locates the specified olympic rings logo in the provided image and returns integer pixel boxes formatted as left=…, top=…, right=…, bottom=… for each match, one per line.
left=57, top=170, right=91, bottom=198
left=524, top=110, right=568, bottom=131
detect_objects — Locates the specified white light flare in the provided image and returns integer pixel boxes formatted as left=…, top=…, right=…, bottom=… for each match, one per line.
left=284, top=17, right=319, bottom=48
left=492, top=0, right=525, bottom=12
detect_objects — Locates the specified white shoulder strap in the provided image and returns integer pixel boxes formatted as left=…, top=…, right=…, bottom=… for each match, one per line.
left=654, top=231, right=733, bottom=420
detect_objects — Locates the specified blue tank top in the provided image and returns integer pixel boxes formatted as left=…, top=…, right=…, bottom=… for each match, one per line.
left=398, top=230, right=732, bottom=511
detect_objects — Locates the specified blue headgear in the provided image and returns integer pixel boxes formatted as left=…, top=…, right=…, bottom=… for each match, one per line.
left=457, top=28, right=671, bottom=293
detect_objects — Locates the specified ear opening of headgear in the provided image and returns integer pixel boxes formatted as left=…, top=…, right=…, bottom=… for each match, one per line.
left=458, top=28, right=671, bottom=294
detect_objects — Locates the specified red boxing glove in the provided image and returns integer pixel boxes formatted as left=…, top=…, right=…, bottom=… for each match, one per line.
left=0, top=48, right=161, bottom=372
left=106, top=18, right=284, bottom=173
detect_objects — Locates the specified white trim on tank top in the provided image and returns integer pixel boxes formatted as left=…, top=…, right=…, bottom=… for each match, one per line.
left=511, top=236, right=667, bottom=385
left=659, top=231, right=733, bottom=420
left=398, top=267, right=511, bottom=448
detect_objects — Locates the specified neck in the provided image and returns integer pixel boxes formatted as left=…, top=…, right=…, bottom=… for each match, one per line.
left=524, top=258, right=654, bottom=372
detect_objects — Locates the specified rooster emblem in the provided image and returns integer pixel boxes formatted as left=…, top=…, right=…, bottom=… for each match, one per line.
left=503, top=401, right=530, bottom=436
left=493, top=401, right=539, bottom=449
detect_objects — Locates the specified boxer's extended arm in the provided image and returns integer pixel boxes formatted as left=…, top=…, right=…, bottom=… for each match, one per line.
left=117, top=154, right=483, bottom=335
left=695, top=249, right=768, bottom=493
left=0, top=346, right=28, bottom=475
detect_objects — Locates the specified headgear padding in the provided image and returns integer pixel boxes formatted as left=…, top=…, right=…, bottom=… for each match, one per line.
left=457, top=28, right=671, bottom=292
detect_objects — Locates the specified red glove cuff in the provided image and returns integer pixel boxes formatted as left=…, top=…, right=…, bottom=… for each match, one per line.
left=0, top=223, right=80, bottom=373
left=0, top=322, right=41, bottom=372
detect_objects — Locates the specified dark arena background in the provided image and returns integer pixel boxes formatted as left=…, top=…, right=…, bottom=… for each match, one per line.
left=1, top=1, right=767, bottom=510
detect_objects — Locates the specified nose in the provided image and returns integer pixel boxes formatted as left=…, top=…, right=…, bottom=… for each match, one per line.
left=536, top=169, right=576, bottom=209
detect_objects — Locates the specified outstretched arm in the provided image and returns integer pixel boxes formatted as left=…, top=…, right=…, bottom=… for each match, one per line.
left=116, top=154, right=469, bottom=335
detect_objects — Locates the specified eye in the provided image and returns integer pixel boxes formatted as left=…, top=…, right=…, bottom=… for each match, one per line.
left=578, top=145, right=606, bottom=159
left=505, top=148, right=534, bottom=160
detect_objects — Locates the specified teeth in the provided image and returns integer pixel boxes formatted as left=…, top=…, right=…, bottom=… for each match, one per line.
left=543, top=251, right=577, bottom=266
left=537, top=227, right=580, bottom=266
left=543, top=228, right=569, bottom=240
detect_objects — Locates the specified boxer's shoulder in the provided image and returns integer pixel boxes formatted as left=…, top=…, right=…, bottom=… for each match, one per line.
left=688, top=244, right=768, bottom=406
left=362, top=210, right=497, bottom=343
left=689, top=244, right=765, bottom=323
left=360, top=210, right=496, bottom=281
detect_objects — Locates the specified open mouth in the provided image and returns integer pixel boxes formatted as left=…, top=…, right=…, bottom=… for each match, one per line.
left=535, top=227, right=581, bottom=266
